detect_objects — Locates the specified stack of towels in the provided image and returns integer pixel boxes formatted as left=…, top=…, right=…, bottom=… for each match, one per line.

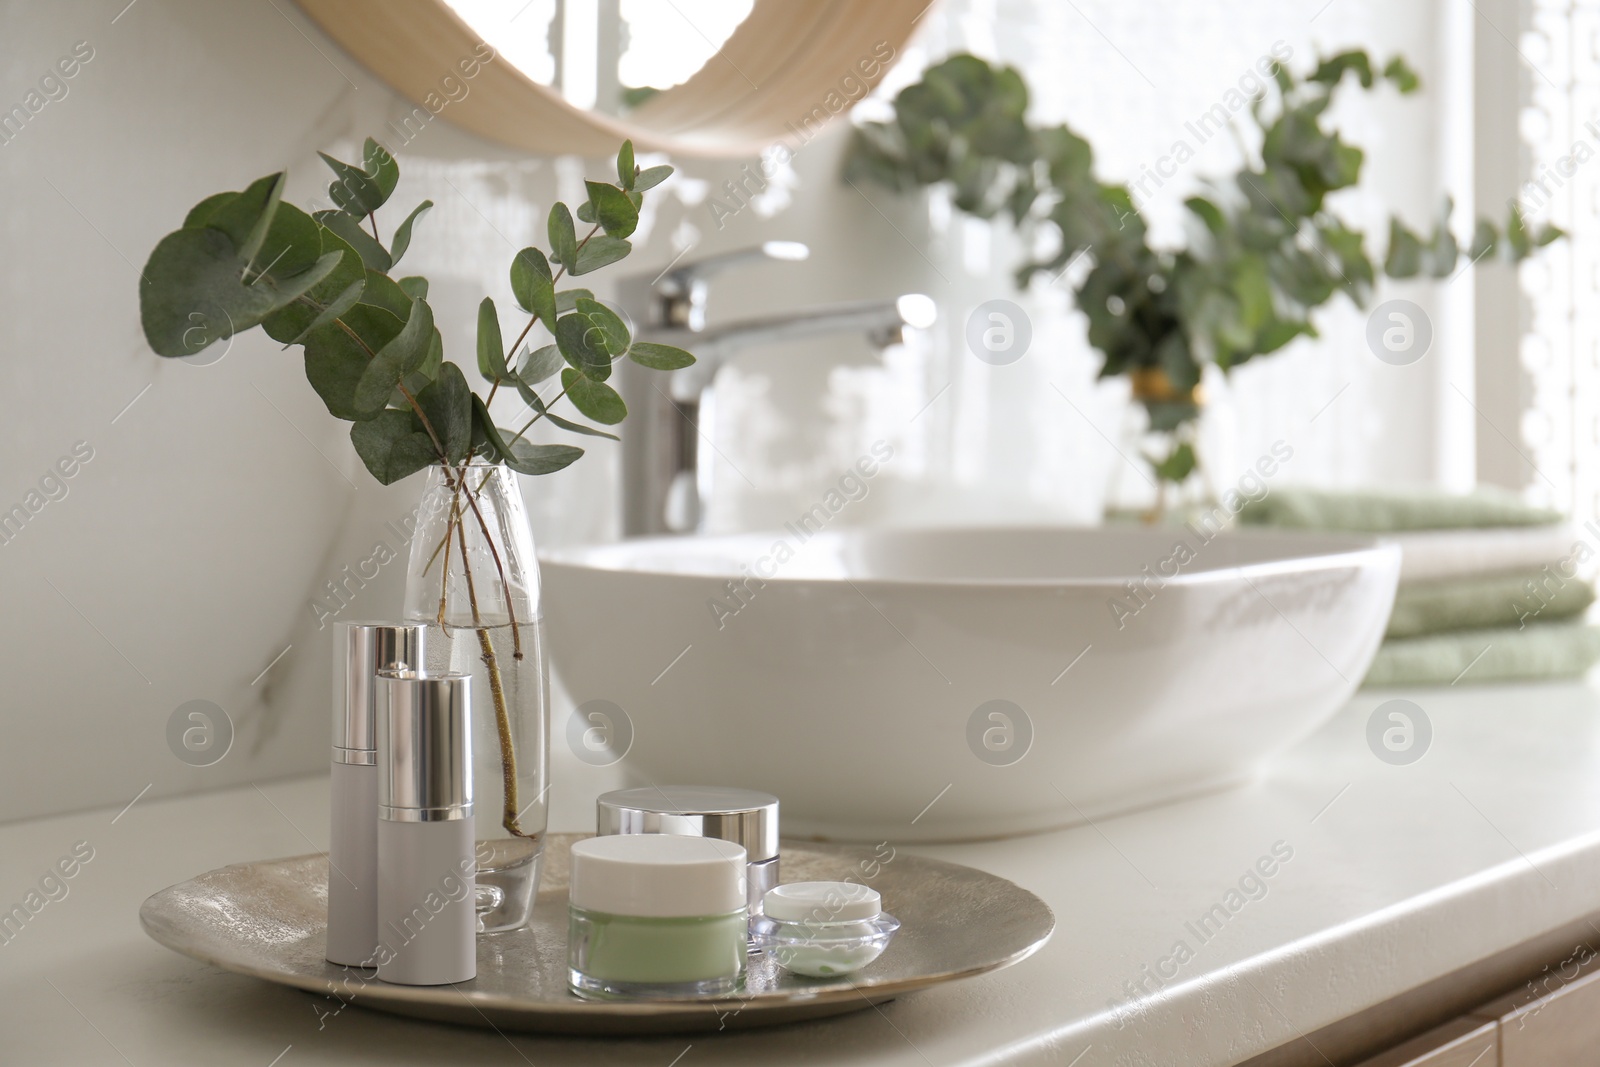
left=1238, top=487, right=1600, bottom=687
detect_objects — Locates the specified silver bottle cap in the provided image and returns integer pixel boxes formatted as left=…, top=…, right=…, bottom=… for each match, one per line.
left=333, top=622, right=424, bottom=765
left=597, top=785, right=779, bottom=862
left=378, top=673, right=473, bottom=822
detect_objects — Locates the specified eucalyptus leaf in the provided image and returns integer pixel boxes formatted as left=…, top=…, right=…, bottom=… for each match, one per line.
left=617, top=140, right=635, bottom=189
left=1382, top=56, right=1421, bottom=93
left=397, top=329, right=444, bottom=402
left=354, top=295, right=434, bottom=412
left=1149, top=442, right=1197, bottom=484
left=388, top=200, right=433, bottom=265
left=561, top=367, right=627, bottom=424
left=544, top=410, right=621, bottom=441
left=555, top=288, right=593, bottom=313
left=314, top=209, right=392, bottom=272
left=351, top=408, right=436, bottom=485
left=304, top=327, right=375, bottom=420
left=281, top=276, right=365, bottom=348
left=364, top=138, right=400, bottom=200
left=575, top=297, right=630, bottom=355
left=205, top=173, right=284, bottom=263
left=1467, top=219, right=1499, bottom=262
left=360, top=270, right=412, bottom=321
left=1310, top=50, right=1374, bottom=88
left=554, top=312, right=611, bottom=380
left=320, top=151, right=386, bottom=217
left=518, top=343, right=564, bottom=385
left=570, top=235, right=632, bottom=275
left=1506, top=205, right=1531, bottom=259
left=548, top=202, right=578, bottom=269
left=512, top=373, right=546, bottom=414
left=513, top=245, right=552, bottom=282
left=335, top=301, right=406, bottom=360
left=472, top=396, right=584, bottom=475
left=633, top=165, right=672, bottom=192
left=1184, top=197, right=1226, bottom=236
left=261, top=221, right=366, bottom=345
left=504, top=440, right=584, bottom=475
left=511, top=246, right=557, bottom=325
left=139, top=227, right=340, bottom=358
left=415, top=360, right=473, bottom=463
left=302, top=302, right=406, bottom=420
left=397, top=276, right=429, bottom=300
left=627, top=341, right=696, bottom=370
left=1384, top=218, right=1424, bottom=278
left=183, top=192, right=236, bottom=229
left=477, top=296, right=508, bottom=382
left=584, top=180, right=638, bottom=238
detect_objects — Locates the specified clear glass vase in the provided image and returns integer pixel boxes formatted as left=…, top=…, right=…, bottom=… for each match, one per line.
left=402, top=461, right=548, bottom=933
left=1104, top=368, right=1230, bottom=525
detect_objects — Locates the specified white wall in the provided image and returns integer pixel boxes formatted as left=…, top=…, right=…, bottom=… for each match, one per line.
left=0, top=0, right=1460, bottom=822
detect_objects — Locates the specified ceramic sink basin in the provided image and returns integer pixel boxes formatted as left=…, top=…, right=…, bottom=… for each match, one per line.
left=541, top=527, right=1400, bottom=842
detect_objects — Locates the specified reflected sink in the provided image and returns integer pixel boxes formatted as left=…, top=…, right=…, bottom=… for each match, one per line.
left=541, top=527, right=1400, bottom=842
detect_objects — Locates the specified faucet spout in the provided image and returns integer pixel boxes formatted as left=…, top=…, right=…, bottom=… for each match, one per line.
left=615, top=243, right=936, bottom=537
left=665, top=293, right=937, bottom=401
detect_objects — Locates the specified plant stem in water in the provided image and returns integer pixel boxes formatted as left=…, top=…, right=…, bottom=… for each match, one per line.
left=453, top=508, right=526, bottom=837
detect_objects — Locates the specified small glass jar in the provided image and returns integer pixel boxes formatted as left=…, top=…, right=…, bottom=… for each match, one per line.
left=567, top=835, right=748, bottom=999
left=752, top=881, right=899, bottom=978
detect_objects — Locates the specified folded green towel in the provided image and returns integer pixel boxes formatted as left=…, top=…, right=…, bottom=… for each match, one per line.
left=1363, top=623, right=1600, bottom=687
left=1238, top=487, right=1563, bottom=532
left=1386, top=567, right=1595, bottom=639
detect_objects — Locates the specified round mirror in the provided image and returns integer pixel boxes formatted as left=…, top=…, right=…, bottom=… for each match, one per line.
left=292, top=0, right=930, bottom=158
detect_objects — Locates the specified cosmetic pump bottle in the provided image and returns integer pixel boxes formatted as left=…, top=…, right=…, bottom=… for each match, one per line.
left=327, top=622, right=422, bottom=967
left=376, top=672, right=477, bottom=986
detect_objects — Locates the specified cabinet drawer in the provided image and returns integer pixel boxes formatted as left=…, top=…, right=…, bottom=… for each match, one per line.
left=1352, top=1017, right=1497, bottom=1067
left=1474, top=965, right=1600, bottom=1066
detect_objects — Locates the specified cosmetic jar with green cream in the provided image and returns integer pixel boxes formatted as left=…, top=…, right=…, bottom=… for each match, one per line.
left=567, top=834, right=748, bottom=999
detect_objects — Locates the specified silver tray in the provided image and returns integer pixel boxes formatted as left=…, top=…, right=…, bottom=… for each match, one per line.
left=139, top=834, right=1054, bottom=1035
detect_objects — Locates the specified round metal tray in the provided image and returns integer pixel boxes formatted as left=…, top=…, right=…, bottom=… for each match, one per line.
left=139, top=834, right=1054, bottom=1035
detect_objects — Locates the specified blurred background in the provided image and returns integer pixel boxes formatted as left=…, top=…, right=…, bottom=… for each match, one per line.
left=0, top=0, right=1579, bottom=821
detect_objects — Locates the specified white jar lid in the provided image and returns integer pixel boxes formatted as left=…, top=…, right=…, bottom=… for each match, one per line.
left=569, top=834, right=747, bottom=918
left=763, top=881, right=882, bottom=923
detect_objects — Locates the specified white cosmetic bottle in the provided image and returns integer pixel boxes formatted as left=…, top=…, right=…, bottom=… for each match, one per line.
left=376, top=672, right=477, bottom=986
left=327, top=622, right=422, bottom=968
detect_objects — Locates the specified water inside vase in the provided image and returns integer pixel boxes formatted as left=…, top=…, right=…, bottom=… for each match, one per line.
left=422, top=619, right=549, bottom=934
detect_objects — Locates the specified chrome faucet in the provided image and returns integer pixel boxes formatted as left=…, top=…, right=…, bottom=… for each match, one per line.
left=615, top=242, right=936, bottom=537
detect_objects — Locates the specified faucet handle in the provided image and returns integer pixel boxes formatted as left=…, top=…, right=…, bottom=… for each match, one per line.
left=646, top=242, right=809, bottom=330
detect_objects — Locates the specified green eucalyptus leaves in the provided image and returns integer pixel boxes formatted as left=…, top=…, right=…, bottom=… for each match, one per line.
left=846, top=51, right=1562, bottom=483
left=139, top=136, right=694, bottom=487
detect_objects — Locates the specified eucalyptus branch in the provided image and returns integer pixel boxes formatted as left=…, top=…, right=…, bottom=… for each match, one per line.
left=487, top=221, right=603, bottom=409
left=436, top=494, right=457, bottom=627
left=504, top=387, right=568, bottom=450
left=139, top=135, right=691, bottom=853
left=846, top=51, right=1565, bottom=488
left=452, top=510, right=526, bottom=837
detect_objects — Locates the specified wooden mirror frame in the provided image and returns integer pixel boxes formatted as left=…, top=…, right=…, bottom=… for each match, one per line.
left=293, top=0, right=930, bottom=158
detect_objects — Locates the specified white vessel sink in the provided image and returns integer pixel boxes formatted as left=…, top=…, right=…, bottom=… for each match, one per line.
left=541, top=527, right=1400, bottom=842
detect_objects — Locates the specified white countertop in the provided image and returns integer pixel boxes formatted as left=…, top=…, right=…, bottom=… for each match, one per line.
left=6, top=682, right=1600, bottom=1066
